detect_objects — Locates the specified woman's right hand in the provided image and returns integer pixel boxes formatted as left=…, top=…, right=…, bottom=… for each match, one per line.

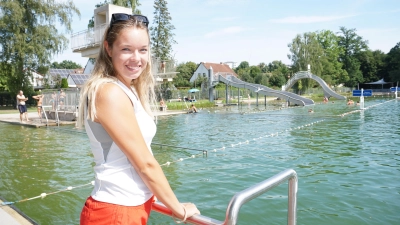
left=181, top=202, right=200, bottom=219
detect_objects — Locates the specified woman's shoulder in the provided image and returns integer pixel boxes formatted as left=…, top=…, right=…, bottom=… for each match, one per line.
left=95, top=83, right=131, bottom=108
left=97, top=82, right=126, bottom=97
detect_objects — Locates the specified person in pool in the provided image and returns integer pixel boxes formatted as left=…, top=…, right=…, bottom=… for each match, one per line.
left=189, top=104, right=197, bottom=113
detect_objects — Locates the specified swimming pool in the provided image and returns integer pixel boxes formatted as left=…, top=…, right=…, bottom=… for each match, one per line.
left=0, top=97, right=399, bottom=224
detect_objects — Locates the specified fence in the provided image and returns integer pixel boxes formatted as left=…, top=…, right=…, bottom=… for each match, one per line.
left=40, top=89, right=80, bottom=121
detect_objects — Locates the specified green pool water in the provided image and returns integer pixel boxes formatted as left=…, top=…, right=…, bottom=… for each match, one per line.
left=0, top=97, right=399, bottom=225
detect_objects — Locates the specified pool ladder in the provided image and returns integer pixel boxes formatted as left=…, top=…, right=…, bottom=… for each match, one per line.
left=152, top=169, right=297, bottom=225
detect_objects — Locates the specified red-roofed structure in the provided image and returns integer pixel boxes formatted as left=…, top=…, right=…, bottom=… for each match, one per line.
left=190, top=62, right=238, bottom=83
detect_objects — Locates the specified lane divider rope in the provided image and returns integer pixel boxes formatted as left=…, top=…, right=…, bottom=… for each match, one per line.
left=3, top=99, right=394, bottom=206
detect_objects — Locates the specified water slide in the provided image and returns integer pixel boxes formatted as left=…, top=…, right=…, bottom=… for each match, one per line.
left=218, top=75, right=315, bottom=106
left=283, top=71, right=346, bottom=100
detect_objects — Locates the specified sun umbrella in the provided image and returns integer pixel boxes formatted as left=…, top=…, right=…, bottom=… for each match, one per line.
left=188, top=88, right=199, bottom=93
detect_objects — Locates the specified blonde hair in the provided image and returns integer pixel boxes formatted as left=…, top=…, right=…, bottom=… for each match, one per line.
left=77, top=18, right=156, bottom=128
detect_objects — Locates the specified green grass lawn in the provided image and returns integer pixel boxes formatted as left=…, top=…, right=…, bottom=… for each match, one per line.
left=166, top=100, right=215, bottom=110
left=0, top=106, right=37, bottom=114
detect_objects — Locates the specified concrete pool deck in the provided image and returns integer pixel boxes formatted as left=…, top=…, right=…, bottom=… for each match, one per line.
left=0, top=112, right=75, bottom=128
left=0, top=110, right=189, bottom=128
left=0, top=199, right=37, bottom=225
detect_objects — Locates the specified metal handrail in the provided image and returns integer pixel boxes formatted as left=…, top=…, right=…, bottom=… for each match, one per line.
left=71, top=23, right=107, bottom=50
left=152, top=169, right=297, bottom=225
left=152, top=203, right=223, bottom=225
left=224, top=169, right=297, bottom=225
left=41, top=105, right=50, bottom=126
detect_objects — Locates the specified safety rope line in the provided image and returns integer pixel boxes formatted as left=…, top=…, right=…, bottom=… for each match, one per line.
left=1, top=182, right=94, bottom=206
left=339, top=99, right=396, bottom=117
left=152, top=142, right=207, bottom=152
left=3, top=99, right=394, bottom=206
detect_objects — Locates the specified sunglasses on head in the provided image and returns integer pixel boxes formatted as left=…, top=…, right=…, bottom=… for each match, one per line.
left=110, top=13, right=149, bottom=29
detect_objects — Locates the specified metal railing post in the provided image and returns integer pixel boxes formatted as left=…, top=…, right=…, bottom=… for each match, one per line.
left=151, top=169, right=297, bottom=225
left=41, top=106, right=49, bottom=126
left=223, top=169, right=297, bottom=225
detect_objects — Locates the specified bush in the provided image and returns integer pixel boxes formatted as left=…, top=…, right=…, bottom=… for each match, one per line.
left=61, top=78, right=69, bottom=88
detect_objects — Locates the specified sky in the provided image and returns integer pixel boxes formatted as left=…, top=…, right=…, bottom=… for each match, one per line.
left=53, top=0, right=400, bottom=68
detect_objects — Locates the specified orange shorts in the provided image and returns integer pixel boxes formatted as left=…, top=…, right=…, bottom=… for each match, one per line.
left=80, top=196, right=154, bottom=225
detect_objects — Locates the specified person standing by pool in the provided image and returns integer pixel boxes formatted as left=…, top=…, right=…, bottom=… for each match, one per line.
left=50, top=91, right=57, bottom=110
left=32, top=90, right=44, bottom=121
left=78, top=13, right=200, bottom=225
left=59, top=89, right=66, bottom=110
left=16, top=90, right=30, bottom=123
left=160, top=98, right=167, bottom=111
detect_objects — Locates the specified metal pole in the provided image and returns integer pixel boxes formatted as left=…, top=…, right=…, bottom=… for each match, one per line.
left=225, top=83, right=228, bottom=105
left=287, top=172, right=298, bottom=225
left=56, top=89, right=60, bottom=126
left=360, top=88, right=365, bottom=110
left=264, top=95, right=267, bottom=108
left=237, top=87, right=240, bottom=107
left=230, top=85, right=232, bottom=104
left=224, top=169, right=297, bottom=225
left=256, top=92, right=259, bottom=107
left=75, top=88, right=78, bottom=119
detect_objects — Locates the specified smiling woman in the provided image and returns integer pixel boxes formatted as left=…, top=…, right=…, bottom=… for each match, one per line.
left=77, top=13, right=200, bottom=225
left=104, top=28, right=149, bottom=84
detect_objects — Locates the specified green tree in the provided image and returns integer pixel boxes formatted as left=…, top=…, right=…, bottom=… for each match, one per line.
left=150, top=0, right=176, bottom=60
left=249, top=66, right=261, bottom=78
left=237, top=71, right=254, bottom=83
left=337, top=27, right=368, bottom=87
left=53, top=74, right=62, bottom=89
left=268, top=60, right=290, bottom=78
left=61, top=78, right=69, bottom=88
left=254, top=74, right=269, bottom=86
left=288, top=32, right=325, bottom=91
left=193, top=75, right=207, bottom=89
left=315, top=30, right=347, bottom=85
left=258, top=62, right=268, bottom=73
left=384, top=42, right=400, bottom=83
left=269, top=74, right=286, bottom=88
left=235, top=61, right=250, bottom=73
left=356, top=50, right=386, bottom=83
left=174, top=61, right=197, bottom=87
left=0, top=0, right=79, bottom=95
left=51, top=60, right=82, bottom=69
left=288, top=32, right=324, bottom=75
left=159, top=81, right=173, bottom=100
left=112, top=0, right=141, bottom=14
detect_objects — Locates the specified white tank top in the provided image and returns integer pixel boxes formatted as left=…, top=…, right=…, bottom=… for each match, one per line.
left=85, top=80, right=156, bottom=206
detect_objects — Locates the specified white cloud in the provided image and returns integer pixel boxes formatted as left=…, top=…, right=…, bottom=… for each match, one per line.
left=269, top=15, right=356, bottom=24
left=204, top=26, right=246, bottom=38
